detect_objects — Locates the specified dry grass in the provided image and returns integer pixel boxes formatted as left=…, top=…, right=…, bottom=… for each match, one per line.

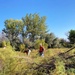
left=0, top=47, right=75, bottom=75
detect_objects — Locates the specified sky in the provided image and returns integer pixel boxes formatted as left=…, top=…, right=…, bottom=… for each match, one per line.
left=0, top=0, right=75, bottom=40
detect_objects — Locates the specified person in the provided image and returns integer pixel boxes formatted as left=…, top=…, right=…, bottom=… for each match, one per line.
left=39, top=44, right=44, bottom=57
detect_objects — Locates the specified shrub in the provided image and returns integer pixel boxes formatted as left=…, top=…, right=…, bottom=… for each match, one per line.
left=19, top=44, right=25, bottom=52
left=1, top=40, right=6, bottom=47
left=34, top=39, right=48, bottom=49
left=51, top=56, right=67, bottom=75
left=67, top=68, right=75, bottom=75
left=0, top=46, right=17, bottom=75
left=6, top=41, right=10, bottom=46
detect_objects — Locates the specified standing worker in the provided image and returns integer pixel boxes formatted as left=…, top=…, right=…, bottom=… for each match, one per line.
left=39, top=44, right=45, bottom=57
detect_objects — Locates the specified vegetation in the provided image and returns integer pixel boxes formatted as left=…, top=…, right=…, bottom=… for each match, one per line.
left=0, top=13, right=75, bottom=75
left=68, top=30, right=75, bottom=44
left=3, top=13, right=47, bottom=50
left=34, top=39, right=48, bottom=49
left=19, top=44, right=25, bottom=52
left=0, top=46, right=75, bottom=75
left=2, top=13, right=71, bottom=50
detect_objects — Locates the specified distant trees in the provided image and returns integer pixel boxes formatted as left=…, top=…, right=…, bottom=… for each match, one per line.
left=2, top=13, right=73, bottom=50
left=45, top=33, right=55, bottom=48
left=68, top=30, right=75, bottom=44
left=45, top=33, right=62, bottom=48
left=52, top=38, right=61, bottom=48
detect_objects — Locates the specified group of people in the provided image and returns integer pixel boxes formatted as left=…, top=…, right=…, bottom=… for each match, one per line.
left=25, top=43, right=45, bottom=57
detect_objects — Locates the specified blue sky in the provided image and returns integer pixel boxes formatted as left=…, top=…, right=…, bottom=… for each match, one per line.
left=0, top=0, right=75, bottom=39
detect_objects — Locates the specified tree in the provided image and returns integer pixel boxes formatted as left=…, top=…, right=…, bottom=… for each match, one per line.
left=22, top=13, right=47, bottom=42
left=52, top=38, right=61, bottom=48
left=68, top=30, right=75, bottom=44
left=3, top=14, right=48, bottom=50
left=45, top=33, right=55, bottom=48
left=3, top=19, right=24, bottom=48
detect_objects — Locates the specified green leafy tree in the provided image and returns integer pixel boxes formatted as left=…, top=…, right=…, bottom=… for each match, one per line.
left=3, top=14, right=48, bottom=50
left=45, top=33, right=55, bottom=48
left=3, top=19, right=24, bottom=48
left=59, top=38, right=70, bottom=48
left=22, top=13, right=47, bottom=42
left=52, top=38, right=61, bottom=48
left=68, top=30, right=75, bottom=44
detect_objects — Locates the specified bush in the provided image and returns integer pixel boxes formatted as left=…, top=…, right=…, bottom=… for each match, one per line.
left=51, top=56, right=67, bottom=75
left=1, top=40, right=6, bottom=47
left=34, top=39, right=48, bottom=49
left=6, top=41, right=10, bottom=46
left=19, top=44, right=25, bottom=52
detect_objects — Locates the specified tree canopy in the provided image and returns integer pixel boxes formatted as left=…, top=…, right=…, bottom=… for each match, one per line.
left=3, top=13, right=48, bottom=49
left=22, top=14, right=47, bottom=42
left=2, top=13, right=71, bottom=50
left=68, top=30, right=75, bottom=44
left=3, top=19, right=24, bottom=47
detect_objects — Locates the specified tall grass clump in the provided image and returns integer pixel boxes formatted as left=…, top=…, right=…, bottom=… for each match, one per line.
left=0, top=46, right=17, bottom=75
